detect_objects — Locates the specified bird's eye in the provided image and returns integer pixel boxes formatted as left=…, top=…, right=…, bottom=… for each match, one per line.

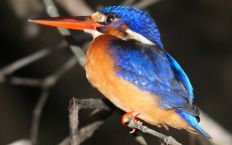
left=104, top=14, right=115, bottom=24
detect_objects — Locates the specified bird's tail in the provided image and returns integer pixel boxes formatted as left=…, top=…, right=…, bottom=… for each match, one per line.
left=176, top=109, right=212, bottom=139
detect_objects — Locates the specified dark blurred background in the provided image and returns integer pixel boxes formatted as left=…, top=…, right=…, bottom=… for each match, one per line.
left=0, top=0, right=232, bottom=145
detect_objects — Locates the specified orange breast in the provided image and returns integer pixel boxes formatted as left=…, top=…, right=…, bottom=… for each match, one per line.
left=85, top=35, right=193, bottom=130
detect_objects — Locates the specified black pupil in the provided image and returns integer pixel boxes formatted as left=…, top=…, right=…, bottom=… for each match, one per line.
left=105, top=15, right=115, bottom=24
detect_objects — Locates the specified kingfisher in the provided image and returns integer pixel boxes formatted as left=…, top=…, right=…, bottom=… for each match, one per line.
left=30, top=6, right=211, bottom=139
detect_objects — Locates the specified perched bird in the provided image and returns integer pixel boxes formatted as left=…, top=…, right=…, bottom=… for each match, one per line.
left=30, top=6, right=211, bottom=139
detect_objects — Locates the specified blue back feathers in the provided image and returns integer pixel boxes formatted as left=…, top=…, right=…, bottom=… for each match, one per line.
left=100, top=6, right=163, bottom=48
left=109, top=39, right=191, bottom=110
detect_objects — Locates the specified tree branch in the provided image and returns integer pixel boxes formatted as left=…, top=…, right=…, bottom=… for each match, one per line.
left=0, top=40, right=67, bottom=85
left=55, top=0, right=93, bottom=15
left=121, top=0, right=136, bottom=6
left=29, top=56, right=78, bottom=145
left=134, top=134, right=148, bottom=145
left=69, top=98, right=80, bottom=145
left=199, top=110, right=232, bottom=145
left=79, top=109, right=113, bottom=143
left=133, top=0, right=161, bottom=9
left=30, top=87, right=50, bottom=145
left=124, top=117, right=182, bottom=145
left=9, top=77, right=42, bottom=87
left=58, top=98, right=113, bottom=145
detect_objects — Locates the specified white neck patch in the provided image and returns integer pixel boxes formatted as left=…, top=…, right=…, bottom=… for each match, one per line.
left=125, top=29, right=155, bottom=45
left=84, top=28, right=155, bottom=46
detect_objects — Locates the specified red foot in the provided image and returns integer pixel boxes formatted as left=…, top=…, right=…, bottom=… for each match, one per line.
left=121, top=111, right=142, bottom=133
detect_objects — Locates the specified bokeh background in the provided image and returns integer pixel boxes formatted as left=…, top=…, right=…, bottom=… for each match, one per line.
left=0, top=0, right=232, bottom=145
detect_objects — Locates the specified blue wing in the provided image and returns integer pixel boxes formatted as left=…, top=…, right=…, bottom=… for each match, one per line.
left=166, top=53, right=194, bottom=103
left=109, top=39, right=198, bottom=115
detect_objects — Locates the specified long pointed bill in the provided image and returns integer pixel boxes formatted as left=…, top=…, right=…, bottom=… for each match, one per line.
left=29, top=16, right=102, bottom=30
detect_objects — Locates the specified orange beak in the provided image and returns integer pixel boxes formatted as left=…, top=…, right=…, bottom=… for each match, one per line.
left=29, top=16, right=102, bottom=30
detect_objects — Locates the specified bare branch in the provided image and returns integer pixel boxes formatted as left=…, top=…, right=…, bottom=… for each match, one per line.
left=6, top=56, right=77, bottom=88
left=58, top=99, right=113, bottom=145
left=55, top=0, right=93, bottom=15
left=47, top=56, right=78, bottom=84
left=8, top=0, right=43, bottom=18
left=200, top=110, right=232, bottom=145
left=70, top=46, right=85, bottom=67
left=8, top=139, right=32, bottom=145
left=29, top=56, right=78, bottom=144
left=0, top=49, right=50, bottom=76
left=125, top=117, right=182, bottom=145
left=69, top=98, right=80, bottom=145
left=79, top=109, right=113, bottom=143
left=135, top=135, right=148, bottom=145
left=9, top=77, right=42, bottom=87
left=0, top=40, right=67, bottom=84
left=77, top=98, right=111, bottom=111
left=30, top=87, right=49, bottom=145
left=133, top=0, right=161, bottom=9
left=121, top=0, right=136, bottom=6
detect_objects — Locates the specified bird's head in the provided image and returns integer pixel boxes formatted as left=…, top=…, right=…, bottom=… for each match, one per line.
left=30, top=6, right=163, bottom=48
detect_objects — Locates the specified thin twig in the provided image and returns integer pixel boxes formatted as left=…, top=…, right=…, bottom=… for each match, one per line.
left=58, top=110, right=113, bottom=145
left=0, top=49, right=49, bottom=76
left=0, top=40, right=67, bottom=84
left=8, top=139, right=32, bottom=145
left=77, top=98, right=111, bottom=110
left=8, top=0, right=43, bottom=18
left=30, top=87, right=50, bottom=145
left=69, top=98, right=80, bottom=145
left=9, top=56, right=77, bottom=88
left=133, top=0, right=161, bottom=9
left=79, top=109, right=113, bottom=143
left=9, top=77, right=42, bottom=87
left=125, top=117, right=182, bottom=145
left=55, top=0, right=93, bottom=15
left=48, top=56, right=78, bottom=82
left=121, top=0, right=136, bottom=6
left=134, top=134, right=148, bottom=145
left=30, top=56, right=78, bottom=145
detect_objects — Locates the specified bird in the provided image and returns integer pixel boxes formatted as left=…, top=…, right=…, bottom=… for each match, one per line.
left=30, top=6, right=211, bottom=139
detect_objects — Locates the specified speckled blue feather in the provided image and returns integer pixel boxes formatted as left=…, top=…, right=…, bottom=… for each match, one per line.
left=100, top=6, right=163, bottom=48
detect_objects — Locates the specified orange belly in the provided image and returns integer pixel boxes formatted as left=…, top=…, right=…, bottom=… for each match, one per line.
left=85, top=35, right=193, bottom=130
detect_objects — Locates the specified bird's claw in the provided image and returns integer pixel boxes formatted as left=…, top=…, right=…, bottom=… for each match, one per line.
left=122, top=111, right=142, bottom=133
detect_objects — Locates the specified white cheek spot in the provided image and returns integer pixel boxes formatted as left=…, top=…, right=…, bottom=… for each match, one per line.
left=125, top=29, right=155, bottom=45
left=91, top=12, right=107, bottom=23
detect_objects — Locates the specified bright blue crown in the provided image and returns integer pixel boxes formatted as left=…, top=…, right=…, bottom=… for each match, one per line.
left=100, top=6, right=163, bottom=48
